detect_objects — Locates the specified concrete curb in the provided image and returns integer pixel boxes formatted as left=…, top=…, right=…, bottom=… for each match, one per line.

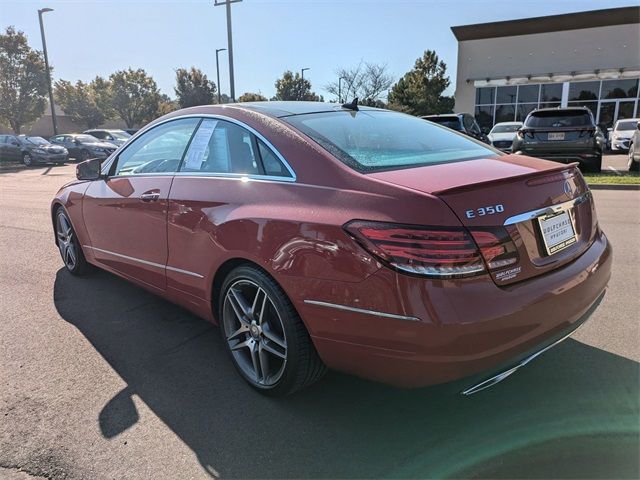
left=588, top=183, right=640, bottom=190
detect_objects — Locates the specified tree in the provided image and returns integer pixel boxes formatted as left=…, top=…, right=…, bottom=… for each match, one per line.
left=238, top=92, right=267, bottom=102
left=0, top=27, right=49, bottom=133
left=156, top=93, right=178, bottom=116
left=174, top=67, right=216, bottom=108
left=54, top=79, right=107, bottom=128
left=325, top=62, right=394, bottom=104
left=272, top=71, right=323, bottom=101
left=387, top=50, right=454, bottom=116
left=107, top=68, right=161, bottom=128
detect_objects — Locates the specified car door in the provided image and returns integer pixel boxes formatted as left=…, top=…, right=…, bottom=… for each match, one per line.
left=166, top=117, right=295, bottom=300
left=82, top=117, right=201, bottom=290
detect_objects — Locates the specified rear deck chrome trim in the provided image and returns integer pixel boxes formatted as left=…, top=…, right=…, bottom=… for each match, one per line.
left=503, top=191, right=590, bottom=226
left=303, top=300, right=420, bottom=322
left=83, top=245, right=204, bottom=278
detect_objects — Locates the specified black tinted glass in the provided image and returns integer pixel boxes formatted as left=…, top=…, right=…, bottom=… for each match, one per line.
left=540, top=83, right=563, bottom=102
left=495, top=104, right=516, bottom=124
left=525, top=110, right=593, bottom=128
left=568, top=81, right=600, bottom=101
left=601, top=79, right=638, bottom=99
left=496, top=86, right=517, bottom=104
left=475, top=87, right=495, bottom=104
left=517, top=85, right=539, bottom=103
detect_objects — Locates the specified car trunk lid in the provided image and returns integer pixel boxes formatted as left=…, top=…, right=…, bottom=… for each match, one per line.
left=369, top=155, right=597, bottom=285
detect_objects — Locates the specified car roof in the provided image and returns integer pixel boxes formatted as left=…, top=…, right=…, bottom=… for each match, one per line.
left=493, top=121, right=522, bottom=125
left=170, top=101, right=381, bottom=120
left=421, top=114, right=461, bottom=119
left=614, top=118, right=640, bottom=124
left=532, top=106, right=590, bottom=113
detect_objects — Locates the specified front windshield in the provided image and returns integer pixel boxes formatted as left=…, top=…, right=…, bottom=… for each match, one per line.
left=110, top=130, right=132, bottom=140
left=25, top=136, right=48, bottom=145
left=424, top=117, right=462, bottom=131
left=284, top=110, right=497, bottom=172
left=75, top=134, right=101, bottom=143
left=616, top=121, right=637, bottom=131
left=491, top=124, right=521, bottom=133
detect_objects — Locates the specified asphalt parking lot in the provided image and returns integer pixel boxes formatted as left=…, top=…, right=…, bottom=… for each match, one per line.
left=0, top=158, right=638, bottom=479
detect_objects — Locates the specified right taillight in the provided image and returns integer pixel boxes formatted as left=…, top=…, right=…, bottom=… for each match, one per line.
left=344, top=221, right=487, bottom=278
left=344, top=221, right=519, bottom=279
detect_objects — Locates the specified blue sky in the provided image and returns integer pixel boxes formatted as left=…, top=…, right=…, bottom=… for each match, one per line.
left=1, top=0, right=637, bottom=100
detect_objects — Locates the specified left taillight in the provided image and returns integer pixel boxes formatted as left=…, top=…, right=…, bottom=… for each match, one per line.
left=344, top=221, right=519, bottom=279
left=344, top=221, right=487, bottom=278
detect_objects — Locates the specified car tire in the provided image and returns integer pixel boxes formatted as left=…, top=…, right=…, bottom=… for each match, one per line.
left=22, top=152, right=34, bottom=167
left=583, top=154, right=602, bottom=173
left=629, top=145, right=640, bottom=172
left=55, top=208, right=92, bottom=276
left=219, top=265, right=326, bottom=396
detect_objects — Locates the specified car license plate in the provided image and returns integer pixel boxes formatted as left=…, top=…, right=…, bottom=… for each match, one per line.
left=538, top=210, right=577, bottom=255
left=548, top=132, right=565, bottom=141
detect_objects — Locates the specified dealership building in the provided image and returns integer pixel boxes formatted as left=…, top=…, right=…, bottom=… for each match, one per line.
left=451, top=6, right=640, bottom=132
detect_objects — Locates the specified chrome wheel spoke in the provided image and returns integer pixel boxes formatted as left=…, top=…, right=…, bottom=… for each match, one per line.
left=258, top=343, right=270, bottom=381
left=251, top=288, right=268, bottom=324
left=227, top=324, right=249, bottom=341
left=227, top=289, right=250, bottom=326
left=249, top=342, right=261, bottom=382
left=230, top=338, right=253, bottom=352
left=262, top=324, right=286, bottom=349
left=66, top=245, right=76, bottom=266
left=261, top=340, right=286, bottom=360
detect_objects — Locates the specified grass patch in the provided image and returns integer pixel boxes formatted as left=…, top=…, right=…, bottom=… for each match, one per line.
left=583, top=172, right=640, bottom=184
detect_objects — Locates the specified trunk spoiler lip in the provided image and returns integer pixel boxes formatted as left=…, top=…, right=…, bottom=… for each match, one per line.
left=431, top=162, right=579, bottom=195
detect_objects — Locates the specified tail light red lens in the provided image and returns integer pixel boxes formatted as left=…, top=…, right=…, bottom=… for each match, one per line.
left=470, top=227, right=519, bottom=270
left=344, top=221, right=487, bottom=278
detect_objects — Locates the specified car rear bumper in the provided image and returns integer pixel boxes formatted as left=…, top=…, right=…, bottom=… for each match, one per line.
left=289, top=228, right=612, bottom=388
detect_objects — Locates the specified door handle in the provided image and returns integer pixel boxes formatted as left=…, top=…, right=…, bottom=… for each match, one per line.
left=140, top=192, right=160, bottom=202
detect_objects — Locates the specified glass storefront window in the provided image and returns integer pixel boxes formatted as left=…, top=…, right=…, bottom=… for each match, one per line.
left=517, top=85, right=539, bottom=103
left=495, top=104, right=516, bottom=123
left=568, top=81, right=600, bottom=101
left=540, top=102, right=561, bottom=109
left=496, top=86, right=517, bottom=104
left=474, top=105, right=494, bottom=132
left=567, top=101, right=598, bottom=119
left=600, top=79, right=639, bottom=99
left=476, top=87, right=495, bottom=105
left=540, top=83, right=562, bottom=102
left=516, top=104, right=537, bottom=122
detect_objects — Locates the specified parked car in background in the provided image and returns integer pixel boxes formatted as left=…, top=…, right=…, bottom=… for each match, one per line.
left=628, top=121, right=640, bottom=171
left=421, top=113, right=490, bottom=144
left=488, top=121, right=523, bottom=152
left=52, top=102, right=611, bottom=396
left=0, top=134, right=68, bottom=166
left=125, top=129, right=139, bottom=136
left=83, top=129, right=131, bottom=147
left=49, top=134, right=117, bottom=161
left=608, top=118, right=639, bottom=153
left=513, top=107, right=604, bottom=172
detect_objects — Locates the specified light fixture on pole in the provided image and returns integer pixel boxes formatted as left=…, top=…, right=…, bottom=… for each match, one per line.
left=214, top=0, right=242, bottom=102
left=301, top=67, right=310, bottom=80
left=38, top=7, right=57, bottom=135
left=215, top=48, right=226, bottom=104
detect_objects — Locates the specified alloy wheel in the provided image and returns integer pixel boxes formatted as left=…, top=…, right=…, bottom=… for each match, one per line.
left=223, top=279, right=288, bottom=387
left=23, top=153, right=32, bottom=166
left=56, top=212, right=77, bottom=270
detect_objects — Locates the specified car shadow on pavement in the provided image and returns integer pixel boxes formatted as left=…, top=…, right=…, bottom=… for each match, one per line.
left=53, top=268, right=639, bottom=479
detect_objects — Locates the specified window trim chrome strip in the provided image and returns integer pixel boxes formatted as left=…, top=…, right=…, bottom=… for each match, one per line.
left=303, top=300, right=421, bottom=322
left=503, top=191, right=590, bottom=226
left=101, top=113, right=296, bottom=183
left=83, top=245, right=204, bottom=278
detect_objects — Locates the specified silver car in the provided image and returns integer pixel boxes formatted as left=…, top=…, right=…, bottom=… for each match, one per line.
left=83, top=129, right=131, bottom=147
left=628, top=121, right=640, bottom=171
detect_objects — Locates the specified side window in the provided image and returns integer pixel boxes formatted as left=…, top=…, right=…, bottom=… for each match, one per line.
left=179, top=119, right=260, bottom=175
left=113, top=118, right=200, bottom=176
left=0, top=135, right=6, bottom=144
left=257, top=140, right=291, bottom=177
left=91, top=131, right=105, bottom=139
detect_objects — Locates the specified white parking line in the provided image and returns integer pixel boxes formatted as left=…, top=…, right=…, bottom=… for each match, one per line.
left=608, top=166, right=622, bottom=176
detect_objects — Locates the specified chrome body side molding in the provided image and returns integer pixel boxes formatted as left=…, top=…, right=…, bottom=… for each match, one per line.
left=83, top=245, right=204, bottom=278
left=303, top=300, right=420, bottom=322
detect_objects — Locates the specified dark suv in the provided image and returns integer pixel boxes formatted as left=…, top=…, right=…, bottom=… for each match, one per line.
left=513, top=107, right=604, bottom=172
left=421, top=113, right=490, bottom=144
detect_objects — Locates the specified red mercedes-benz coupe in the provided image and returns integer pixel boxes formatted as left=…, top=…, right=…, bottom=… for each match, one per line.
left=51, top=102, right=612, bottom=396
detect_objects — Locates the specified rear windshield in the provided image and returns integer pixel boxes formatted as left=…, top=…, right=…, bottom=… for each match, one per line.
left=525, top=110, right=593, bottom=128
left=616, top=121, right=637, bottom=131
left=424, top=117, right=462, bottom=131
left=284, top=110, right=496, bottom=172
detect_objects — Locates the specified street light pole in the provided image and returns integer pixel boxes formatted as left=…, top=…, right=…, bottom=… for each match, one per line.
left=338, top=76, right=345, bottom=103
left=215, top=48, right=226, bottom=104
left=301, top=67, right=310, bottom=80
left=38, top=8, right=57, bottom=135
left=214, top=0, right=242, bottom=102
